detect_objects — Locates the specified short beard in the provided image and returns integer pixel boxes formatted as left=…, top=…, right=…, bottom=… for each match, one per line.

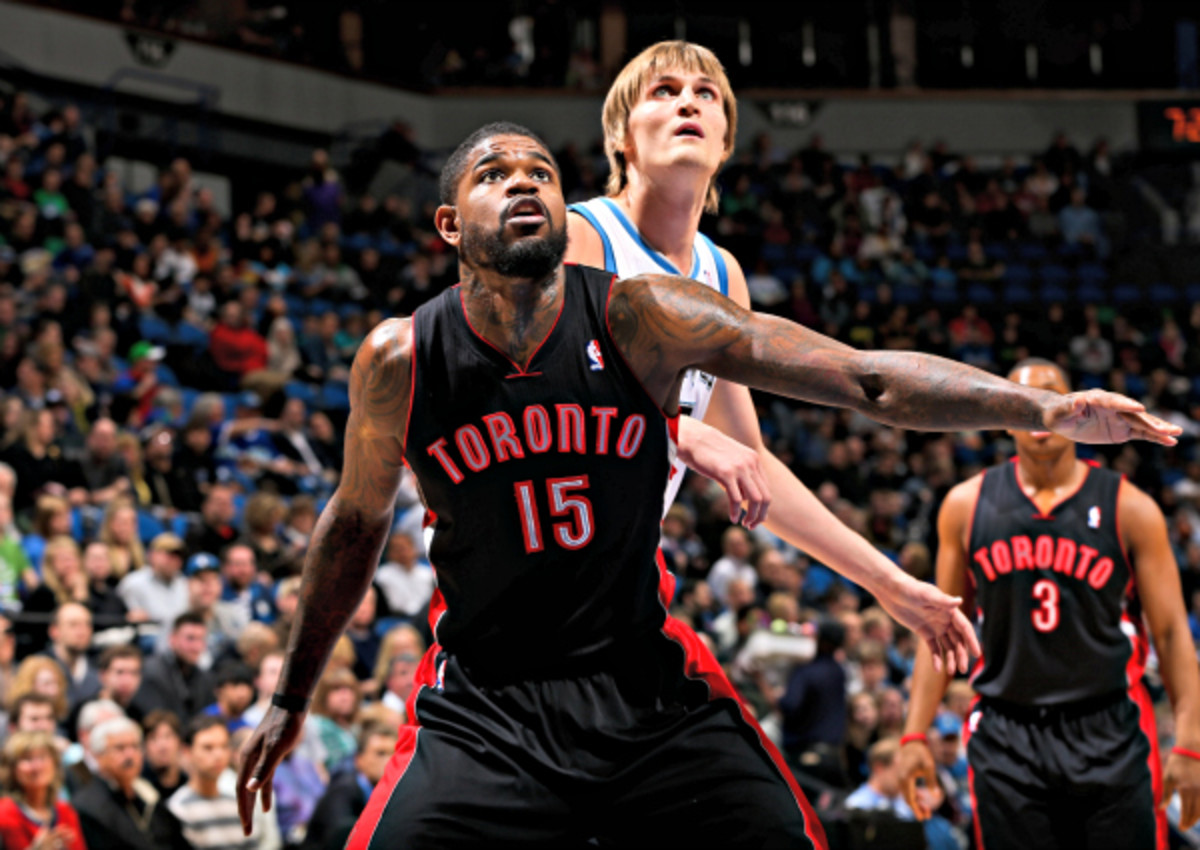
left=461, top=219, right=567, bottom=282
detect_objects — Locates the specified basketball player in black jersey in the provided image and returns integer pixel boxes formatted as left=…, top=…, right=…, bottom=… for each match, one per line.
left=899, top=359, right=1200, bottom=850
left=235, top=124, right=1180, bottom=848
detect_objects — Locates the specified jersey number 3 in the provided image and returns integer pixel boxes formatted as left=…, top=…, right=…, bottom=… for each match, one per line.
left=514, top=476, right=595, bottom=553
left=1031, top=579, right=1060, bottom=633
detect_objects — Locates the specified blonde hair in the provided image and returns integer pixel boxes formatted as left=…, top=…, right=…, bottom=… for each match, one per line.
left=99, top=497, right=145, bottom=579
left=602, top=40, right=738, bottom=214
left=312, top=665, right=361, bottom=720
left=40, top=535, right=82, bottom=606
left=372, top=623, right=427, bottom=684
left=1, top=730, right=63, bottom=801
left=11, top=656, right=69, bottom=720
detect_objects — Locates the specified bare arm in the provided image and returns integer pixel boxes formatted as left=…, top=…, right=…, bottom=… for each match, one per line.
left=1122, top=482, right=1200, bottom=829
left=237, top=317, right=412, bottom=833
left=696, top=256, right=975, bottom=670
left=898, top=477, right=978, bottom=820
left=607, top=274, right=1178, bottom=444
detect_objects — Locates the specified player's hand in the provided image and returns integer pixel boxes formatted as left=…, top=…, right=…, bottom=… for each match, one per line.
left=876, top=577, right=979, bottom=675
left=1161, top=750, right=1200, bottom=830
left=674, top=417, right=770, bottom=529
left=897, top=738, right=939, bottom=821
left=236, top=705, right=307, bottom=836
left=1044, top=390, right=1181, bottom=446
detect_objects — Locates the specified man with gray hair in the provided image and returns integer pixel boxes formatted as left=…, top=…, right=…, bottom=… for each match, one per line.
left=65, top=697, right=125, bottom=796
left=74, top=716, right=186, bottom=850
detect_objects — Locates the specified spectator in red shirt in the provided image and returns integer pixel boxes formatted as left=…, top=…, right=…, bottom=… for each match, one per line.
left=209, top=301, right=267, bottom=382
left=0, top=730, right=87, bottom=850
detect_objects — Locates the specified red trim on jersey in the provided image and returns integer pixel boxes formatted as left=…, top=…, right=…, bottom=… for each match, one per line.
left=652, top=551, right=827, bottom=849
left=1128, top=680, right=1168, bottom=850
left=344, top=724, right=422, bottom=850
left=962, top=696, right=986, bottom=850
left=456, top=283, right=565, bottom=376
left=401, top=317, right=417, bottom=453
left=1010, top=456, right=1092, bottom=520
left=427, top=588, right=448, bottom=644
left=603, top=274, right=676, bottom=424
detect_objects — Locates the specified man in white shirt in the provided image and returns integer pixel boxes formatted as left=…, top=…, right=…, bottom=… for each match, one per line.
left=707, top=525, right=757, bottom=606
left=117, top=533, right=189, bottom=635
left=374, top=532, right=435, bottom=618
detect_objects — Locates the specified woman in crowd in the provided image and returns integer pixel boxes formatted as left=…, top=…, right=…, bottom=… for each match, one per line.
left=20, top=495, right=71, bottom=584
left=81, top=541, right=127, bottom=631
left=97, top=498, right=143, bottom=580
left=21, top=537, right=89, bottom=654
left=310, top=665, right=360, bottom=778
left=0, top=730, right=86, bottom=850
left=9, top=657, right=69, bottom=731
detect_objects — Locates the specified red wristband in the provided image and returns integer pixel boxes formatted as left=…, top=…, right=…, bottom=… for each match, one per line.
left=900, top=733, right=929, bottom=747
left=1173, top=745, right=1200, bottom=761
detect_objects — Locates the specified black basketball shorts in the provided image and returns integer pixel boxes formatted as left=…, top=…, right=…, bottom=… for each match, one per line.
left=344, top=617, right=827, bottom=849
left=963, top=683, right=1165, bottom=850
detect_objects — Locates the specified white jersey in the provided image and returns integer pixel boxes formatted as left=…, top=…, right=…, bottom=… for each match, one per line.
left=569, top=196, right=730, bottom=511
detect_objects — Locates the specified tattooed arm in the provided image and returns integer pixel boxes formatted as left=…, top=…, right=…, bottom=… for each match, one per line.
left=236, top=318, right=412, bottom=834
left=608, top=274, right=1179, bottom=445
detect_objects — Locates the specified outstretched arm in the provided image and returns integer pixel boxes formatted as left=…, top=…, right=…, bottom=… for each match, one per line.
left=692, top=256, right=975, bottom=671
left=607, top=274, right=1179, bottom=445
left=236, top=318, right=412, bottom=834
left=1122, top=482, right=1200, bottom=830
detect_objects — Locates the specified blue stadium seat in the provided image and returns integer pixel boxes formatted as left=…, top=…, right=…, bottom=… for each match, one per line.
left=180, top=387, right=200, bottom=417
left=1076, top=262, right=1109, bottom=285
left=137, top=511, right=165, bottom=544
left=232, top=493, right=246, bottom=525
left=761, top=244, right=788, bottom=265
left=171, top=322, right=210, bottom=351
left=965, top=283, right=996, bottom=305
left=320, top=381, right=351, bottom=411
left=1039, top=283, right=1070, bottom=304
left=1075, top=282, right=1106, bottom=305
left=70, top=507, right=85, bottom=542
left=945, top=243, right=968, bottom=262
left=793, top=243, right=822, bottom=264
left=1017, top=241, right=1049, bottom=262
left=1004, top=264, right=1034, bottom=285
left=1149, top=282, right=1179, bottom=305
left=984, top=242, right=1011, bottom=262
left=1038, top=264, right=1071, bottom=286
left=137, top=314, right=171, bottom=345
left=930, top=286, right=960, bottom=306
left=1112, top=284, right=1142, bottom=305
left=1079, top=374, right=1105, bottom=390
left=893, top=284, right=923, bottom=305
left=912, top=242, right=936, bottom=264
left=285, top=381, right=318, bottom=406
left=1125, top=374, right=1147, bottom=398
left=1000, top=283, right=1034, bottom=305
left=1186, top=284, right=1200, bottom=304
left=284, top=294, right=308, bottom=318
left=156, top=364, right=181, bottom=388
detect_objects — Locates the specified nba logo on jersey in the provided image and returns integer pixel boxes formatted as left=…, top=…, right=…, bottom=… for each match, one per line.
left=587, top=339, right=605, bottom=371
left=435, top=658, right=447, bottom=693
left=1088, top=506, right=1101, bottom=529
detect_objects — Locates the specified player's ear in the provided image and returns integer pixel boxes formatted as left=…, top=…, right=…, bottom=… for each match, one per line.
left=434, top=204, right=461, bottom=248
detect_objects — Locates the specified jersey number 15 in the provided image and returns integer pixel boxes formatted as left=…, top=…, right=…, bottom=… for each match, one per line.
left=514, top=476, right=595, bottom=553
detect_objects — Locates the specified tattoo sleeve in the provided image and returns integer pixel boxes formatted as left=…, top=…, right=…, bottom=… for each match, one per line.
left=608, top=274, right=1054, bottom=432
left=276, top=319, right=411, bottom=700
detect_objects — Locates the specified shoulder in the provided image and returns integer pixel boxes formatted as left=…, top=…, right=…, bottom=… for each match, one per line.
left=349, top=318, right=414, bottom=427
left=1116, top=476, right=1165, bottom=536
left=940, top=473, right=986, bottom=527
left=713, top=245, right=749, bottom=306
left=565, top=204, right=607, bottom=267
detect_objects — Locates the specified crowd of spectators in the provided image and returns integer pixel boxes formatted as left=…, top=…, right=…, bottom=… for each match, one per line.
left=1, top=81, right=1200, bottom=847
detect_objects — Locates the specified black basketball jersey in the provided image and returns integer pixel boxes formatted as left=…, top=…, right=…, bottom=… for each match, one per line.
left=966, top=459, right=1146, bottom=705
left=404, top=264, right=677, bottom=680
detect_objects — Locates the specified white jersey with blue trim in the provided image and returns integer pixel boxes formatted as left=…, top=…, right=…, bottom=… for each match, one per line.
left=569, top=195, right=730, bottom=512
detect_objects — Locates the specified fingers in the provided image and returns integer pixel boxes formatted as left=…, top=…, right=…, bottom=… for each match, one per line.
left=953, top=608, right=981, bottom=660
left=725, top=477, right=744, bottom=524
left=901, top=773, right=926, bottom=820
left=262, top=769, right=274, bottom=814
left=238, top=743, right=268, bottom=836
left=1092, top=390, right=1144, bottom=413
left=743, top=464, right=770, bottom=529
left=1182, top=789, right=1200, bottom=831
left=927, top=636, right=944, bottom=674
left=1160, top=771, right=1177, bottom=813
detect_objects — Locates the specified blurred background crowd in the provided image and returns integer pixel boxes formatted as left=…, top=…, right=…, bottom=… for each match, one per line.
left=2, top=2, right=1200, bottom=849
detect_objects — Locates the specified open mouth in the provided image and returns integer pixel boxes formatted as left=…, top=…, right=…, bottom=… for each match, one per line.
left=505, top=198, right=548, bottom=227
left=675, top=123, right=705, bottom=138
